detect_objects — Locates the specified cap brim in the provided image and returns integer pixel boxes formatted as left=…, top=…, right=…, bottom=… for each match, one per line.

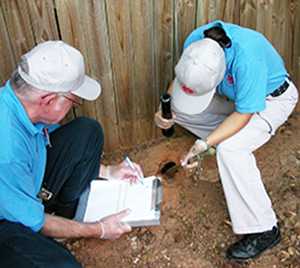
left=71, top=75, right=101, bottom=101
left=172, top=78, right=215, bottom=115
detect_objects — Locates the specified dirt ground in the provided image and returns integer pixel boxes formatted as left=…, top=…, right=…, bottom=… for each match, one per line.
left=66, top=108, right=300, bottom=268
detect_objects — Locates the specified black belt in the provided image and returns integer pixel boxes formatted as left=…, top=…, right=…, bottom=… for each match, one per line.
left=270, top=79, right=290, bottom=97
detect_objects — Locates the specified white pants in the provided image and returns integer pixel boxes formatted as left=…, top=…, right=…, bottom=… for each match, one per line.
left=173, top=81, right=299, bottom=234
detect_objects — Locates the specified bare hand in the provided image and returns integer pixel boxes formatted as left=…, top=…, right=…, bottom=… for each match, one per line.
left=99, top=209, right=132, bottom=240
left=154, top=110, right=176, bottom=130
left=106, top=160, right=144, bottom=183
left=181, top=139, right=209, bottom=168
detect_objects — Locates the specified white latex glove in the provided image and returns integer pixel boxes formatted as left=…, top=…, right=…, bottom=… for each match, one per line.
left=181, top=139, right=210, bottom=169
left=99, top=209, right=132, bottom=240
left=154, top=110, right=176, bottom=130
left=100, top=160, right=144, bottom=183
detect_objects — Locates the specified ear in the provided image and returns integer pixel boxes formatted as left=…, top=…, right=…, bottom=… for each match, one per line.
left=39, top=93, right=57, bottom=107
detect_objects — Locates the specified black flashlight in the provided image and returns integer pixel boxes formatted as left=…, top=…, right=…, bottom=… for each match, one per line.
left=160, top=93, right=174, bottom=137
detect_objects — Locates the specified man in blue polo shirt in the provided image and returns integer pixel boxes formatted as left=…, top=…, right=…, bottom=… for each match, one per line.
left=0, top=41, right=143, bottom=267
left=155, top=21, right=298, bottom=261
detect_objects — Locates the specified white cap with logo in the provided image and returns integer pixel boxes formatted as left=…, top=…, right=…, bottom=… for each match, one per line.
left=172, top=38, right=226, bottom=115
left=18, top=41, right=101, bottom=100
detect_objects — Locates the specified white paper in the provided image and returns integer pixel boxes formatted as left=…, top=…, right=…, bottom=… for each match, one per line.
left=83, top=176, right=160, bottom=225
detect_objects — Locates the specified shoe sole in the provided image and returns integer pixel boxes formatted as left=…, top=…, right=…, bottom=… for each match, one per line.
left=226, top=234, right=281, bottom=263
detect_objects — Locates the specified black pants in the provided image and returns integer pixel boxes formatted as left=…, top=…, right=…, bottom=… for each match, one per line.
left=0, top=117, right=104, bottom=268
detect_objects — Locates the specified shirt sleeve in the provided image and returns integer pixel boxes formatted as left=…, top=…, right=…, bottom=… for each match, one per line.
left=0, top=161, right=45, bottom=232
left=234, top=58, right=268, bottom=113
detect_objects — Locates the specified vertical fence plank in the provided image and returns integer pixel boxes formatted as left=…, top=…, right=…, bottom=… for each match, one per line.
left=256, top=0, right=273, bottom=41
left=105, top=0, right=136, bottom=148
left=0, top=5, right=16, bottom=82
left=129, top=0, right=157, bottom=145
left=239, top=0, right=257, bottom=29
left=174, top=0, right=197, bottom=61
left=271, top=1, right=292, bottom=71
left=196, top=0, right=217, bottom=26
left=26, top=0, right=59, bottom=42
left=216, top=0, right=240, bottom=23
left=292, top=0, right=300, bottom=88
left=84, top=0, right=120, bottom=151
left=0, top=0, right=35, bottom=61
left=196, top=0, right=240, bottom=27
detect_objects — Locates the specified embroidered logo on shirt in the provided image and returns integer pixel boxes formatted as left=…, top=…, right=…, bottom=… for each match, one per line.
left=227, top=74, right=234, bottom=85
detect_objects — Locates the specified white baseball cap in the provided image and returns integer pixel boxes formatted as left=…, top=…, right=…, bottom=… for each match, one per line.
left=18, top=41, right=101, bottom=100
left=172, top=38, right=226, bottom=115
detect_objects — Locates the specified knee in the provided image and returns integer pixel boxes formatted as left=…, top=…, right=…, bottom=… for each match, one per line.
left=216, top=139, right=235, bottom=159
left=73, top=117, right=104, bottom=148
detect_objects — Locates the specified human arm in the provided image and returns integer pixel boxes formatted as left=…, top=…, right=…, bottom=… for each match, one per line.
left=206, top=111, right=252, bottom=146
left=42, top=209, right=132, bottom=240
left=181, top=111, right=252, bottom=167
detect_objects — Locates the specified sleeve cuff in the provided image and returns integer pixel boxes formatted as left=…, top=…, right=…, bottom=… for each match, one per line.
left=30, top=213, right=45, bottom=232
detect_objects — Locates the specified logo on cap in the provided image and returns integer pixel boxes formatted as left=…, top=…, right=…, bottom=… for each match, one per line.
left=181, top=84, right=196, bottom=95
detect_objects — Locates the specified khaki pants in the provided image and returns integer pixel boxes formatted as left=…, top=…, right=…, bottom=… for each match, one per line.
left=173, top=81, right=299, bottom=234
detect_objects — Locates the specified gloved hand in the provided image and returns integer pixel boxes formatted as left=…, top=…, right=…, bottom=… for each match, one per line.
left=99, top=209, right=132, bottom=240
left=154, top=110, right=176, bottom=130
left=100, top=160, right=144, bottom=183
left=181, top=139, right=210, bottom=169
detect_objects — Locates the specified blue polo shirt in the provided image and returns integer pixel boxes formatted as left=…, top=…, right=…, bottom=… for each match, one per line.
left=0, top=81, right=56, bottom=231
left=184, top=20, right=287, bottom=113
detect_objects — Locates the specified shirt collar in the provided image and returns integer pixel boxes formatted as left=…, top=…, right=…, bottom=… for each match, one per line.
left=3, top=81, right=46, bottom=136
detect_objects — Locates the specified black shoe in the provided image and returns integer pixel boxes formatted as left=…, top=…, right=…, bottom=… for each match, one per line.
left=226, top=226, right=281, bottom=262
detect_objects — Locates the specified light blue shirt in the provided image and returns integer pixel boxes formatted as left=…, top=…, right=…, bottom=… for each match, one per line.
left=0, top=81, right=57, bottom=231
left=184, top=20, right=288, bottom=113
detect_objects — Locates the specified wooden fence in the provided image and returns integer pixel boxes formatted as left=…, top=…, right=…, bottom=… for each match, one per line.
left=0, top=0, right=299, bottom=152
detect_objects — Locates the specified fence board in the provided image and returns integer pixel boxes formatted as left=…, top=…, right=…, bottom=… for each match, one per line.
left=196, top=0, right=217, bottom=25
left=256, top=0, right=273, bottom=42
left=271, top=1, right=291, bottom=70
left=292, top=0, right=300, bottom=88
left=215, top=0, right=240, bottom=24
left=174, top=0, right=197, bottom=61
left=27, top=0, right=59, bottom=43
left=239, top=0, right=257, bottom=29
left=129, top=0, right=156, bottom=144
left=0, top=5, right=15, bottom=82
left=0, top=0, right=35, bottom=61
left=105, top=0, right=136, bottom=148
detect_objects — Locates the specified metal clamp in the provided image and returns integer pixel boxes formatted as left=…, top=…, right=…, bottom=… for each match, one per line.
left=38, top=187, right=53, bottom=201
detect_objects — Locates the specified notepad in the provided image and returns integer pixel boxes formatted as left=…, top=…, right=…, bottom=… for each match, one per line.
left=75, top=176, right=162, bottom=227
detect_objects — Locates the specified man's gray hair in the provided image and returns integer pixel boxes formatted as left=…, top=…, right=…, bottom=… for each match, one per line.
left=10, top=57, right=43, bottom=97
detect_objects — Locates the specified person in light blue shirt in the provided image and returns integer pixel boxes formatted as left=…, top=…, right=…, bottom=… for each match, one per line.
left=0, top=41, right=143, bottom=268
left=155, top=21, right=298, bottom=261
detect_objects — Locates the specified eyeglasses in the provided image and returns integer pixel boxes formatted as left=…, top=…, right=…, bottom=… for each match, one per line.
left=58, top=93, right=83, bottom=106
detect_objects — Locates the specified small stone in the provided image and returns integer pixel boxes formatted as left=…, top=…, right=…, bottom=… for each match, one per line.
left=288, top=247, right=295, bottom=256
left=294, top=222, right=300, bottom=235
left=220, top=243, right=226, bottom=249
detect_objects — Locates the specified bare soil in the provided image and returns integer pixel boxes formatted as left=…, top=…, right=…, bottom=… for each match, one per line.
left=66, top=108, right=300, bottom=268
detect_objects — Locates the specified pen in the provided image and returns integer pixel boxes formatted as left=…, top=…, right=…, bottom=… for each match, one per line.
left=124, top=156, right=144, bottom=185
